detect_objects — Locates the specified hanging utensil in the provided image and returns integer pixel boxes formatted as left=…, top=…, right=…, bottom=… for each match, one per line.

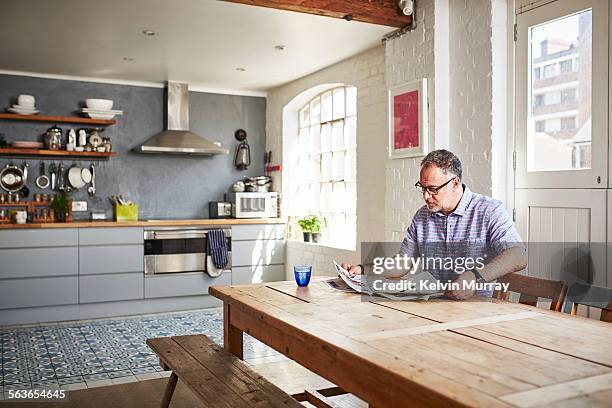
left=35, top=162, right=50, bottom=189
left=0, top=162, right=26, bottom=193
left=49, top=163, right=57, bottom=190
left=88, top=164, right=96, bottom=196
left=233, top=129, right=251, bottom=170
left=57, top=163, right=66, bottom=191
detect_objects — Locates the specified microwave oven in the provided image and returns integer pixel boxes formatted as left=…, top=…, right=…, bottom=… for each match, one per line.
left=229, top=192, right=278, bottom=218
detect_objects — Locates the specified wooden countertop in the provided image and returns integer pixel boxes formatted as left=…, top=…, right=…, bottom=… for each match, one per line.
left=0, top=218, right=286, bottom=229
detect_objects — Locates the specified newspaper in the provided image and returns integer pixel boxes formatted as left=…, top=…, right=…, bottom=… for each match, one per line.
left=331, top=260, right=444, bottom=300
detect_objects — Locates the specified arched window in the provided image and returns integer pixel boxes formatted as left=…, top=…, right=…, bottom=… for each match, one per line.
left=289, top=86, right=357, bottom=250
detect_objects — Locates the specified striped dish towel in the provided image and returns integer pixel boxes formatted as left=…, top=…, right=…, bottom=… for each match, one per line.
left=207, top=229, right=228, bottom=269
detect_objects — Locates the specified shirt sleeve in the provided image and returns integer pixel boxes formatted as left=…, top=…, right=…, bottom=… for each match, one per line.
left=487, top=202, right=525, bottom=256
left=399, top=219, right=419, bottom=258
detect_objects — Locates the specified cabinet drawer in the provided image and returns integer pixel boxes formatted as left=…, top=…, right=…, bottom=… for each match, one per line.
left=232, top=265, right=285, bottom=285
left=145, top=272, right=231, bottom=299
left=79, top=227, right=143, bottom=245
left=232, top=240, right=285, bottom=267
left=79, top=245, right=143, bottom=274
left=0, top=276, right=78, bottom=309
left=79, top=273, right=144, bottom=303
left=232, top=224, right=286, bottom=241
left=0, top=247, right=78, bottom=279
left=0, top=228, right=77, bottom=248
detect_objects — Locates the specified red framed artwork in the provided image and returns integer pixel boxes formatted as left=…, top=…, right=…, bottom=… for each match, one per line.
left=388, top=79, right=428, bottom=158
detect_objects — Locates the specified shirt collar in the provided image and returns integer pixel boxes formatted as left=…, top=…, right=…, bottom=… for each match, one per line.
left=430, top=184, right=472, bottom=217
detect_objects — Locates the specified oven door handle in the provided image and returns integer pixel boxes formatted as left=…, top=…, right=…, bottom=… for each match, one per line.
left=152, top=231, right=208, bottom=240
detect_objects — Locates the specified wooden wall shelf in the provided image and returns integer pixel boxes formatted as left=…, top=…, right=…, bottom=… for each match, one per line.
left=0, top=148, right=117, bottom=160
left=0, top=113, right=116, bottom=126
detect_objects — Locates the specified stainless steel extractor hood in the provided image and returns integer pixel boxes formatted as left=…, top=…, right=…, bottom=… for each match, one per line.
left=135, top=82, right=229, bottom=156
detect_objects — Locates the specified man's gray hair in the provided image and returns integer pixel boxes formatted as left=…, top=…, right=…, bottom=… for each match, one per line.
left=420, top=149, right=462, bottom=179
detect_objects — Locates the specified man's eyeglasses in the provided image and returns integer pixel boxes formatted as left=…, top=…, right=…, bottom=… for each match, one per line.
left=415, top=177, right=457, bottom=195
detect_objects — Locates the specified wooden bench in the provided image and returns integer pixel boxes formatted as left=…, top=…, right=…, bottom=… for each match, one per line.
left=146, top=334, right=303, bottom=408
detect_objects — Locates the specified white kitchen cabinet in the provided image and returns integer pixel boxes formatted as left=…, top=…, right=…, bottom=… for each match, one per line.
left=231, top=224, right=285, bottom=283
left=232, top=265, right=284, bottom=285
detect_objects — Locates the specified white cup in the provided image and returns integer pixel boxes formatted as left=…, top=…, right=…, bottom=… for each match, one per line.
left=15, top=210, right=27, bottom=224
left=18, top=94, right=35, bottom=107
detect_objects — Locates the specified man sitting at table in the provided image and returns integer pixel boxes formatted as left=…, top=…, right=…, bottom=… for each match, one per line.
left=342, top=149, right=527, bottom=300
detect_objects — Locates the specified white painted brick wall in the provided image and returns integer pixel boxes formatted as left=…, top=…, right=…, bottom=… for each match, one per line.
left=384, top=0, right=505, bottom=241
left=384, top=0, right=437, bottom=242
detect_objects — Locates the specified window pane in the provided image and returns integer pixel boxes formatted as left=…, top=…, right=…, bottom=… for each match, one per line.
left=346, top=182, right=356, bottom=214
left=321, top=91, right=332, bottom=122
left=309, top=183, right=320, bottom=212
left=344, top=149, right=356, bottom=182
left=346, top=86, right=357, bottom=117
left=320, top=123, right=332, bottom=152
left=310, top=97, right=321, bottom=125
left=320, top=182, right=332, bottom=212
left=310, top=154, right=321, bottom=183
left=344, top=116, right=357, bottom=149
left=332, top=88, right=345, bottom=120
left=332, top=151, right=345, bottom=181
left=299, top=127, right=310, bottom=151
left=528, top=9, right=592, bottom=171
left=331, top=182, right=346, bottom=212
left=331, top=121, right=344, bottom=151
left=321, top=152, right=333, bottom=181
left=309, top=125, right=321, bottom=152
left=299, top=105, right=309, bottom=128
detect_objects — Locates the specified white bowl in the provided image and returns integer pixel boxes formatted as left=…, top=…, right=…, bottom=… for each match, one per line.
left=86, top=98, right=113, bottom=110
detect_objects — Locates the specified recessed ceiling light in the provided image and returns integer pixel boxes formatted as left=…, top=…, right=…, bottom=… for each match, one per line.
left=274, top=45, right=287, bottom=51
left=235, top=67, right=246, bottom=72
left=123, top=57, right=134, bottom=61
left=142, top=29, right=156, bottom=36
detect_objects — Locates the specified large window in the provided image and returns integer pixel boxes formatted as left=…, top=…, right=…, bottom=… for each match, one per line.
left=291, top=86, right=357, bottom=250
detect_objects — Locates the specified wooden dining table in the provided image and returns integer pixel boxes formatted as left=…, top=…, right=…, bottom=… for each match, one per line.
left=209, top=280, right=612, bottom=408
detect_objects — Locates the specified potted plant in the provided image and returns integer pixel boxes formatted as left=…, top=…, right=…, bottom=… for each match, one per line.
left=298, top=215, right=327, bottom=243
left=51, top=191, right=70, bottom=222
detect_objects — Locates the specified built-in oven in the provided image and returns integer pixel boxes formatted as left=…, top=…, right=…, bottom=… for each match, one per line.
left=143, top=227, right=231, bottom=275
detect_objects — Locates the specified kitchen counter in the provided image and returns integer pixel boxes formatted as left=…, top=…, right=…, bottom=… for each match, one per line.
left=0, top=218, right=286, bottom=229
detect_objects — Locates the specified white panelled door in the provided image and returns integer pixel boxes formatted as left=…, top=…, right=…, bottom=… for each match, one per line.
left=514, top=0, right=610, bottom=289
left=515, top=189, right=606, bottom=286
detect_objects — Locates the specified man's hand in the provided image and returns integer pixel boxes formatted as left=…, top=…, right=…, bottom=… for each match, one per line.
left=446, top=271, right=476, bottom=300
left=341, top=263, right=362, bottom=277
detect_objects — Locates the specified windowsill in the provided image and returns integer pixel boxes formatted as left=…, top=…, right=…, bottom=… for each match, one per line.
left=287, top=239, right=356, bottom=252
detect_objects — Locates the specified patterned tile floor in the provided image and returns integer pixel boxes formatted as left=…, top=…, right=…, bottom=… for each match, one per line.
left=0, top=308, right=280, bottom=396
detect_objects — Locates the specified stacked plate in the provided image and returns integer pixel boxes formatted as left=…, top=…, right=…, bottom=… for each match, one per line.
left=8, top=104, right=40, bottom=115
left=11, top=141, right=44, bottom=149
left=79, top=108, right=123, bottom=120
left=79, top=98, right=123, bottom=120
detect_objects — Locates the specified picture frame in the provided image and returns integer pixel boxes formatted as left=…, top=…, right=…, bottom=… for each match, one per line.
left=388, top=78, right=428, bottom=159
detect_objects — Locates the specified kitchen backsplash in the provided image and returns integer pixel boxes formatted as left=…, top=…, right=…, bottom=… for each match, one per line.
left=0, top=75, right=266, bottom=220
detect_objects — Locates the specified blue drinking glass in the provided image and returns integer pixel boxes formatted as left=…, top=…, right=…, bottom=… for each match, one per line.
left=294, top=265, right=312, bottom=287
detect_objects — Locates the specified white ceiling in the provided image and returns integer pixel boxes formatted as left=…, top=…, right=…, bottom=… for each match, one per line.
left=0, top=0, right=394, bottom=95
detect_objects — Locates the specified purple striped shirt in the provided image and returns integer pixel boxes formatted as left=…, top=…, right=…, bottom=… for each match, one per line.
left=399, top=184, right=523, bottom=295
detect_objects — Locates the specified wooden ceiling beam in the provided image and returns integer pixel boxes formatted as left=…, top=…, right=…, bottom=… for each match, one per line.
left=221, top=0, right=412, bottom=28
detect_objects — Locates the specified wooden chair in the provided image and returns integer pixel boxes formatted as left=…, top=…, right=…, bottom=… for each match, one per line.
left=493, top=272, right=568, bottom=311
left=563, top=282, right=612, bottom=322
